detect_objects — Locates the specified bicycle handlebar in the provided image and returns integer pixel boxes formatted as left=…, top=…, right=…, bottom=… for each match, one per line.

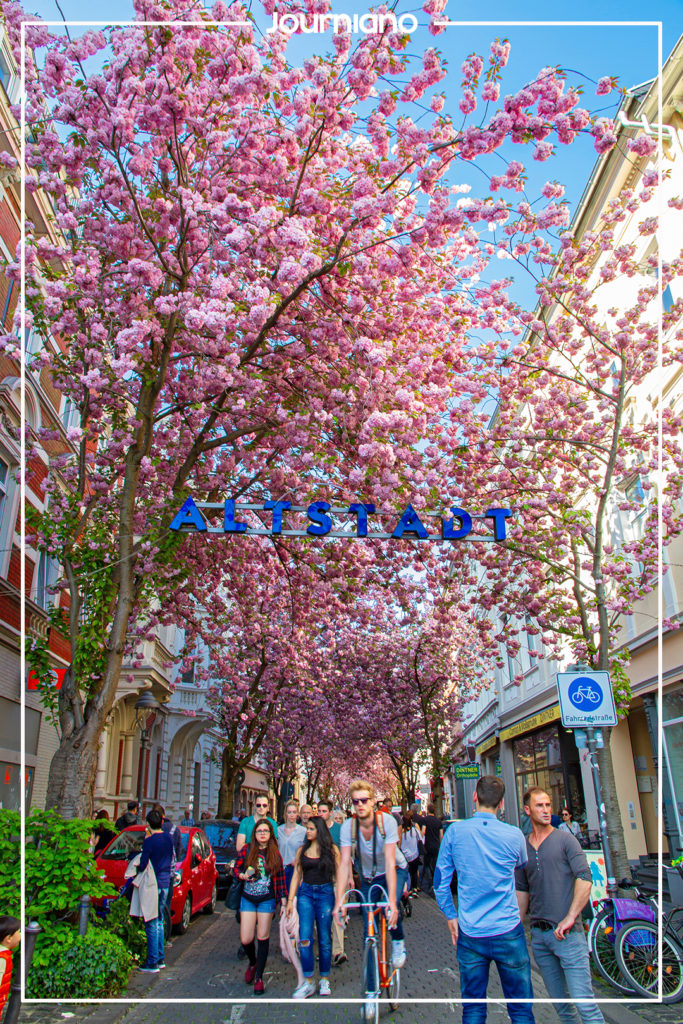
left=339, top=884, right=391, bottom=911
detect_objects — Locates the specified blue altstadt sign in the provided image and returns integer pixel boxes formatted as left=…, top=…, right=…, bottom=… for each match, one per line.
left=168, top=498, right=513, bottom=543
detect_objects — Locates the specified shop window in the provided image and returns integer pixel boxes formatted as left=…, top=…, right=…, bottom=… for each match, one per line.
left=0, top=763, right=34, bottom=810
left=0, top=698, right=40, bottom=755
left=513, top=725, right=582, bottom=830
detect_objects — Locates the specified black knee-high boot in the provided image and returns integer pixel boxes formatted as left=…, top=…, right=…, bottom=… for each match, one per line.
left=255, top=937, right=269, bottom=979
left=242, top=939, right=256, bottom=965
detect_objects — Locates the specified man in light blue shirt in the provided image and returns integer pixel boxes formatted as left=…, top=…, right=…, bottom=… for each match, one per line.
left=434, top=775, right=535, bottom=1024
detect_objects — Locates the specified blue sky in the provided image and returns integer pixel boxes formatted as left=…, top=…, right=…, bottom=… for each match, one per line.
left=20, top=0, right=680, bottom=317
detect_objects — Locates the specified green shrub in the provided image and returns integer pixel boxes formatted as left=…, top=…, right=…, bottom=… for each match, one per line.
left=0, top=808, right=115, bottom=923
left=101, top=895, right=147, bottom=960
left=0, top=809, right=131, bottom=998
left=27, top=923, right=131, bottom=998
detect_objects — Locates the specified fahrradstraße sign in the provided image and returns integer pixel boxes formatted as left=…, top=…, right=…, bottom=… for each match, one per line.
left=556, top=671, right=617, bottom=728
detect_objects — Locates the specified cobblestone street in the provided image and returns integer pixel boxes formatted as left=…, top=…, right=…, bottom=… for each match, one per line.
left=18, top=900, right=679, bottom=1024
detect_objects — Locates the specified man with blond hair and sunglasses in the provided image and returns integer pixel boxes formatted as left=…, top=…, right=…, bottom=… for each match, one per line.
left=334, top=780, right=409, bottom=1018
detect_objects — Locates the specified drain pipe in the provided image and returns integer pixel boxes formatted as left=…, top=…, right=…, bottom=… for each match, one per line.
left=616, top=110, right=683, bottom=160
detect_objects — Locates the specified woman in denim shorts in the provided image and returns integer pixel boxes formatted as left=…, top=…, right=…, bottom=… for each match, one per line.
left=232, top=819, right=286, bottom=994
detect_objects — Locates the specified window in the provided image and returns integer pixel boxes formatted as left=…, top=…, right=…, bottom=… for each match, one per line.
left=0, top=49, right=11, bottom=94
left=181, top=663, right=195, bottom=685
left=35, top=552, right=59, bottom=610
left=0, top=454, right=16, bottom=577
left=61, top=397, right=79, bottom=432
left=0, top=458, right=7, bottom=530
left=0, top=45, right=18, bottom=105
left=24, top=328, right=44, bottom=371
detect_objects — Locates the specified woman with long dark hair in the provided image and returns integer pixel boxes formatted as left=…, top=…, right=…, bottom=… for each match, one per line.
left=233, top=818, right=286, bottom=994
left=286, top=816, right=340, bottom=998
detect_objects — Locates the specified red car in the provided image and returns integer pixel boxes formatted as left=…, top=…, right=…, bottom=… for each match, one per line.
left=96, top=825, right=218, bottom=933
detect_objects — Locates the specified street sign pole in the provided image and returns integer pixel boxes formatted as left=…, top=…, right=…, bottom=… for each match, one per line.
left=560, top=663, right=619, bottom=898
left=585, top=725, right=618, bottom=897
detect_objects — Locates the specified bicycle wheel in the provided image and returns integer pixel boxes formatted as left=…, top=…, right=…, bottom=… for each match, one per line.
left=616, top=919, right=683, bottom=1003
left=588, top=907, right=635, bottom=993
left=361, top=940, right=380, bottom=1024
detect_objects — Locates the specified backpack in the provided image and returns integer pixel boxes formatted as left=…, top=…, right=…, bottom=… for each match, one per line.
left=350, top=810, right=386, bottom=881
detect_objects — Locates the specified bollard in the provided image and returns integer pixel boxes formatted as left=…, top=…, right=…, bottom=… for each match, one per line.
left=78, top=894, right=91, bottom=937
left=4, top=921, right=41, bottom=1024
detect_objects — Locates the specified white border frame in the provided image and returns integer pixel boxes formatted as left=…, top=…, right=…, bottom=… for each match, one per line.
left=18, top=9, right=671, bottom=1007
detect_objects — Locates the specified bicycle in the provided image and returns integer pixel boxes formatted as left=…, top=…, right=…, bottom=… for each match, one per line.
left=341, top=884, right=400, bottom=1023
left=615, top=904, right=683, bottom=1002
left=586, top=877, right=657, bottom=993
left=571, top=685, right=602, bottom=706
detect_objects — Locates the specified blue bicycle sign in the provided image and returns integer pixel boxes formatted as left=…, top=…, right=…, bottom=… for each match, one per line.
left=568, top=677, right=603, bottom=709
left=557, top=670, right=617, bottom=728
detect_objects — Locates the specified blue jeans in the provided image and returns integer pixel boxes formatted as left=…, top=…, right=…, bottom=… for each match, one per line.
left=298, top=882, right=334, bottom=977
left=359, top=869, right=408, bottom=991
left=144, top=885, right=169, bottom=966
left=457, top=922, right=535, bottom=1024
left=531, top=927, right=604, bottom=1024
left=284, top=863, right=295, bottom=894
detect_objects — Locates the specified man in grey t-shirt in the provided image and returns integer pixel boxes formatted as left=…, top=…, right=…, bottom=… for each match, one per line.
left=334, top=779, right=409, bottom=1016
left=516, top=787, right=604, bottom=1024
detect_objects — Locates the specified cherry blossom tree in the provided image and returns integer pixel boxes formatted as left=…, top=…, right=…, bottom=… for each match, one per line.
left=3, top=0, right=624, bottom=816
left=453, top=179, right=683, bottom=876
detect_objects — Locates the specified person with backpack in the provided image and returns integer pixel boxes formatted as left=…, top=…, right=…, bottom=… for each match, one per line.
left=400, top=811, right=422, bottom=897
left=115, top=799, right=139, bottom=832
left=333, top=779, right=409, bottom=1019
left=286, top=816, right=340, bottom=998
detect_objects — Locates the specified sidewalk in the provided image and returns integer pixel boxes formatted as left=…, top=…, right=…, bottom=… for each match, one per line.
left=15, top=902, right=672, bottom=1024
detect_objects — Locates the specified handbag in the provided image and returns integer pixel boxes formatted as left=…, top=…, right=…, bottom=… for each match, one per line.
left=225, top=878, right=243, bottom=911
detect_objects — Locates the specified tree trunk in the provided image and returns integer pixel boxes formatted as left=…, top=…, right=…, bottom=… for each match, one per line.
left=597, top=733, right=631, bottom=882
left=218, top=750, right=239, bottom=819
left=44, top=718, right=101, bottom=818
left=431, top=774, right=444, bottom=818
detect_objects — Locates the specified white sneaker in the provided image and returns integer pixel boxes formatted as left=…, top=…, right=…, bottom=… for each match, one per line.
left=319, top=978, right=331, bottom=996
left=391, top=939, right=406, bottom=968
left=292, top=979, right=315, bottom=999
left=365, top=996, right=377, bottom=1021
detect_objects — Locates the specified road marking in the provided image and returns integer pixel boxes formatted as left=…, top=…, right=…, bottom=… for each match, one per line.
left=224, top=1005, right=246, bottom=1024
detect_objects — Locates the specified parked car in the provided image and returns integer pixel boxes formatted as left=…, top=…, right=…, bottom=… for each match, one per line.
left=95, top=824, right=218, bottom=933
left=199, top=819, right=239, bottom=896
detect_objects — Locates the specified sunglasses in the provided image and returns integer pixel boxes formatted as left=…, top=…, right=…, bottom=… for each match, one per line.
left=352, top=797, right=371, bottom=806
left=256, top=804, right=268, bottom=809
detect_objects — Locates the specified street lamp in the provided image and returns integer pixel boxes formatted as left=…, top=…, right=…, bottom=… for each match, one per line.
left=134, top=689, right=159, bottom=815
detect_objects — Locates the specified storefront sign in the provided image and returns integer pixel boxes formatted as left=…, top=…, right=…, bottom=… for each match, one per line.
left=169, top=497, right=513, bottom=543
left=454, top=764, right=480, bottom=779
left=499, top=704, right=561, bottom=742
left=476, top=734, right=498, bottom=757
left=27, top=668, right=67, bottom=691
